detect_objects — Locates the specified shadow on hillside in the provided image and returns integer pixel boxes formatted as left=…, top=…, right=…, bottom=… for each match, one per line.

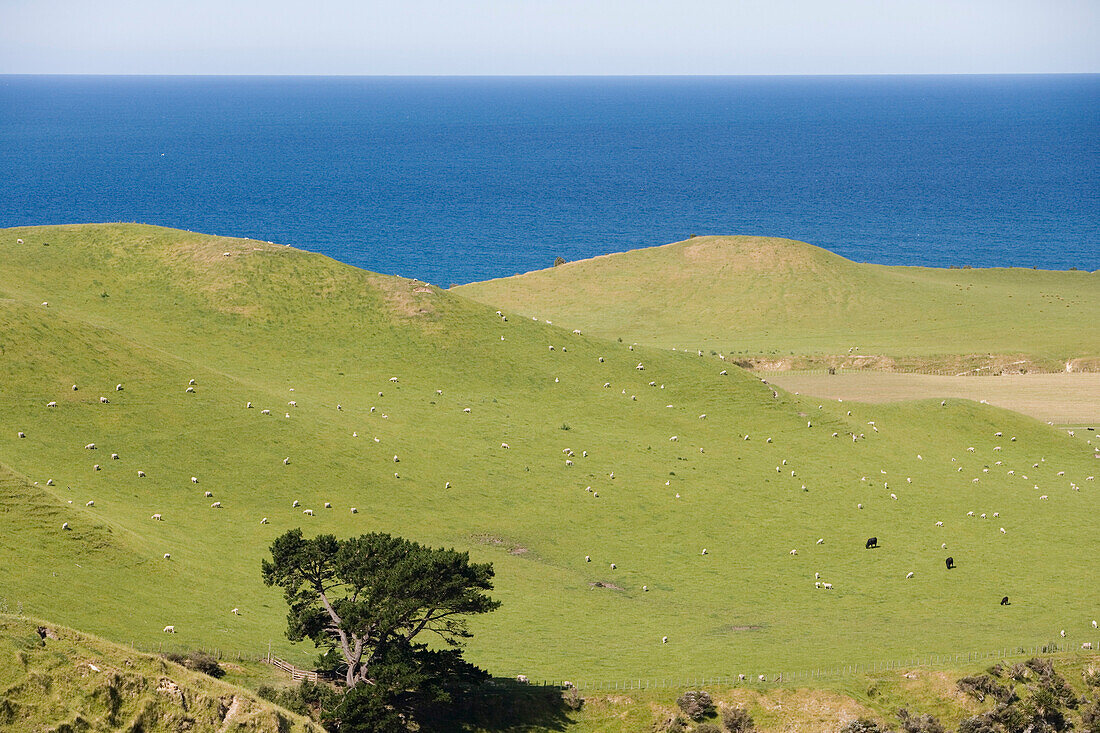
left=452, top=678, right=574, bottom=732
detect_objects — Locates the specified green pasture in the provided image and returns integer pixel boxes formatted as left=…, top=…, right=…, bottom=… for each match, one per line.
left=0, top=224, right=1096, bottom=685
left=453, top=235, right=1099, bottom=363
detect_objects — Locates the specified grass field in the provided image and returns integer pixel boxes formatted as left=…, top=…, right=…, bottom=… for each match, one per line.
left=453, top=235, right=1099, bottom=365
left=1, top=224, right=1097, bottom=687
left=0, top=613, right=318, bottom=731
left=763, top=372, right=1100, bottom=427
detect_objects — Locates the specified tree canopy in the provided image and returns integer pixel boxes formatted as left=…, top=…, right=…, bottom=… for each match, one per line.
left=261, top=530, right=500, bottom=691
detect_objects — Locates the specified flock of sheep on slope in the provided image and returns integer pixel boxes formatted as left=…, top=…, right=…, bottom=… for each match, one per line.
left=18, top=300, right=1099, bottom=657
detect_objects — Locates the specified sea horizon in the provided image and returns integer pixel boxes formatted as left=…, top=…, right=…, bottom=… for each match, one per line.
left=2, top=73, right=1097, bottom=285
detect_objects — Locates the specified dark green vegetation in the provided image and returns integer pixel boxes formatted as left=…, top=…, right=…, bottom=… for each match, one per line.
left=0, top=224, right=1097, bottom=687
left=263, top=530, right=499, bottom=730
left=453, top=235, right=1099, bottom=368
left=0, top=614, right=319, bottom=731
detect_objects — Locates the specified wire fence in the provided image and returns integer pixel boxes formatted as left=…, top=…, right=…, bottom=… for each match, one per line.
left=511, top=640, right=1100, bottom=691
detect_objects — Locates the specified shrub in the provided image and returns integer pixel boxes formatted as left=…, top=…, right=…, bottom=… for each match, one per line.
left=553, top=256, right=566, bottom=267
left=1081, top=698, right=1100, bottom=733
left=695, top=724, right=722, bottom=733
left=163, top=650, right=224, bottom=678
left=561, top=686, right=584, bottom=711
left=676, top=690, right=715, bottom=721
left=897, top=708, right=945, bottom=733
left=721, top=704, right=754, bottom=732
left=957, top=714, right=998, bottom=733
left=1008, top=663, right=1030, bottom=682
left=839, top=718, right=887, bottom=733
left=256, top=680, right=340, bottom=720
left=957, top=674, right=1015, bottom=704
left=1084, top=666, right=1100, bottom=687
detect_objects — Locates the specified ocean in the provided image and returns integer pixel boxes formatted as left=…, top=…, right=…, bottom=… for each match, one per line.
left=1, top=74, right=1096, bottom=285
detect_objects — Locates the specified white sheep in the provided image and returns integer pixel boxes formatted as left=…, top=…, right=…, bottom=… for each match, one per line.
left=185, top=386, right=195, bottom=393
left=823, top=582, right=833, bottom=589
left=85, top=443, right=96, bottom=450
left=210, top=502, right=221, bottom=508
left=789, top=549, right=798, bottom=556
left=906, top=572, right=914, bottom=579
left=816, top=538, right=824, bottom=545
left=115, top=384, right=123, bottom=391
left=137, top=470, right=145, bottom=477
left=188, top=379, right=196, bottom=385
left=163, top=626, right=175, bottom=633
left=101, top=395, right=112, bottom=403
left=288, top=401, right=296, bottom=407
left=292, top=500, right=300, bottom=507
left=283, top=457, right=290, bottom=465
left=610, top=563, right=616, bottom=569
left=389, top=376, right=399, bottom=382
left=47, top=401, right=58, bottom=407
left=324, top=502, right=332, bottom=508
left=231, top=608, right=239, bottom=615
left=303, top=509, right=314, bottom=516
left=191, top=477, right=198, bottom=483
left=62, top=522, right=70, bottom=530
left=350, top=507, right=358, bottom=514
left=260, top=517, right=269, bottom=524
left=151, top=513, right=162, bottom=521
left=701, top=548, right=708, bottom=555
left=261, top=409, right=270, bottom=415
left=111, top=453, right=119, bottom=460
left=501, top=442, right=510, bottom=449
left=247, top=402, right=253, bottom=408
left=204, top=491, right=213, bottom=497
left=463, top=407, right=471, bottom=413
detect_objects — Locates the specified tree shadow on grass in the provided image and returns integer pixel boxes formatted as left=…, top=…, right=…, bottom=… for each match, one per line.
left=446, top=678, right=575, bottom=732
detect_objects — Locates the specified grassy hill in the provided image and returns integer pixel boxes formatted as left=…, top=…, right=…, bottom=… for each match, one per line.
left=0, top=613, right=319, bottom=731
left=0, top=224, right=1097, bottom=687
left=453, top=235, right=1099, bottom=367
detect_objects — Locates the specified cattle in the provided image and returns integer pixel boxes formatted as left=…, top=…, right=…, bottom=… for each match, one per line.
left=1000, top=596, right=1010, bottom=606
left=946, top=557, right=955, bottom=569
left=865, top=537, right=878, bottom=549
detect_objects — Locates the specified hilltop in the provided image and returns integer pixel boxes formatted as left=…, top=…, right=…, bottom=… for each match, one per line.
left=0, top=223, right=1097, bottom=686
left=0, top=614, right=319, bottom=731
left=453, top=235, right=1099, bottom=369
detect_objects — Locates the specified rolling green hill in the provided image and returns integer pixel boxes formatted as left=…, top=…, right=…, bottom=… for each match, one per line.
left=0, top=614, right=319, bottom=731
left=453, top=235, right=1099, bottom=367
left=1, top=224, right=1097, bottom=686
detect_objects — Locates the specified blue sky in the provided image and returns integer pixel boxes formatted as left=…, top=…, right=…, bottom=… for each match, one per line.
left=2, top=0, right=1098, bottom=75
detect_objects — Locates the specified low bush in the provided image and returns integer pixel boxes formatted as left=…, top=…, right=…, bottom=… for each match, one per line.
left=839, top=718, right=888, bottom=733
left=694, top=723, right=722, bottom=733
left=957, top=674, right=1016, bottom=704
left=721, top=704, right=754, bottom=732
left=561, top=686, right=584, bottom=711
left=897, top=708, right=945, bottom=733
left=163, top=650, right=224, bottom=678
left=676, top=690, right=715, bottom=721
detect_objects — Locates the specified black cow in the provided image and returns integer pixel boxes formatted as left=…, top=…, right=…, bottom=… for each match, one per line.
left=1000, top=596, right=1010, bottom=606
left=865, top=537, right=878, bottom=549
left=945, top=557, right=955, bottom=570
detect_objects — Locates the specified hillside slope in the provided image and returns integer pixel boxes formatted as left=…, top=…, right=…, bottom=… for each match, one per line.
left=453, top=235, right=1099, bottom=365
left=0, top=614, right=319, bottom=732
left=0, top=224, right=1096, bottom=683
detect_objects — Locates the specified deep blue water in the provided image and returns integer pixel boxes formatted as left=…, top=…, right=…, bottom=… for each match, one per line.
left=1, top=75, right=1097, bottom=285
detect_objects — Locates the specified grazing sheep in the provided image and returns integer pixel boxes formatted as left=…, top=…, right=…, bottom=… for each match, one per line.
left=151, top=514, right=162, bottom=521
left=163, top=626, right=175, bottom=633
left=303, top=509, right=313, bottom=516
left=93, top=464, right=100, bottom=471
left=1060, top=630, right=1066, bottom=638
left=247, top=402, right=253, bottom=408
left=935, top=521, right=944, bottom=526
left=816, top=538, right=824, bottom=545
left=350, top=507, right=357, bottom=514
left=232, top=608, right=239, bottom=615
left=210, top=502, right=221, bottom=508
left=283, top=457, right=290, bottom=465
left=292, top=500, right=300, bottom=507
left=720, top=370, right=727, bottom=375
left=47, top=401, right=58, bottom=407
left=204, top=491, right=212, bottom=497
left=444, top=482, right=451, bottom=489
left=758, top=675, right=766, bottom=682
left=260, top=518, right=268, bottom=524
left=857, top=503, right=863, bottom=509
left=17, top=431, right=24, bottom=438
left=390, top=377, right=399, bottom=383
left=62, top=522, right=70, bottom=530
left=823, top=583, right=833, bottom=589
left=890, top=493, right=897, bottom=500
left=137, top=470, right=145, bottom=477
left=701, top=548, right=708, bottom=555
left=906, top=572, right=914, bottom=579
left=288, top=401, right=296, bottom=407
left=1083, top=643, right=1093, bottom=650
left=191, top=477, right=198, bottom=483
left=789, top=549, right=797, bottom=556
left=72, top=385, right=78, bottom=391
left=463, top=407, right=471, bottom=413
left=261, top=409, right=270, bottom=415
left=501, top=442, right=510, bottom=449
left=189, top=379, right=196, bottom=385
left=662, top=636, right=668, bottom=644
left=85, top=443, right=96, bottom=450
left=585, top=555, right=590, bottom=563
left=1000, top=527, right=1006, bottom=534
left=46, top=479, right=53, bottom=485
left=324, top=502, right=332, bottom=508
left=111, top=453, right=119, bottom=460
left=185, top=386, right=195, bottom=393
left=610, top=563, right=616, bottom=569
